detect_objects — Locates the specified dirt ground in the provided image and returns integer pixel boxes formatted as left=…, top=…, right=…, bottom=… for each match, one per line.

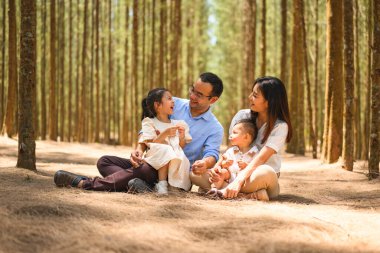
left=1, top=136, right=379, bottom=253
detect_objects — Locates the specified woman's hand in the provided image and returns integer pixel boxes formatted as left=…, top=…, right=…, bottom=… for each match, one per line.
left=237, top=161, right=248, bottom=170
left=221, top=178, right=243, bottom=199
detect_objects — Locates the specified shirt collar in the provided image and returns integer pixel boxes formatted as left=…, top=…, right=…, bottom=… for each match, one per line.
left=186, top=103, right=213, bottom=121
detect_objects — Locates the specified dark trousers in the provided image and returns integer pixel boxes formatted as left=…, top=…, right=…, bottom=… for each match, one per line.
left=82, top=155, right=158, bottom=191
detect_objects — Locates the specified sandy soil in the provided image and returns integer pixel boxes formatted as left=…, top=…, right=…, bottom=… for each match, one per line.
left=1, top=136, right=379, bottom=253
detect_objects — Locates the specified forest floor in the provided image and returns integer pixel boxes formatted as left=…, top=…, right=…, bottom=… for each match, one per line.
left=0, top=136, right=380, bottom=253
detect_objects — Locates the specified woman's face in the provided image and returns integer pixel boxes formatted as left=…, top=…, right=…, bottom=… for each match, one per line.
left=249, top=84, right=268, bottom=113
left=155, top=91, right=175, bottom=115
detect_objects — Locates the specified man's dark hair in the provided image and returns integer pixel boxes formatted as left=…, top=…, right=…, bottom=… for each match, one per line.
left=199, top=72, right=223, bottom=98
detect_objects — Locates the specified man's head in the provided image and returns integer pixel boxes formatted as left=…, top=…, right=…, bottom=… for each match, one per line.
left=189, top=72, right=223, bottom=112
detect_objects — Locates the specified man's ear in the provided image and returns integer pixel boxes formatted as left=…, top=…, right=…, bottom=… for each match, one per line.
left=210, top=96, right=219, bottom=104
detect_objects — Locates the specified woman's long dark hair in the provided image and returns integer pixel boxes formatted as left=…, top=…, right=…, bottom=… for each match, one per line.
left=250, top=76, right=292, bottom=144
left=141, top=88, right=169, bottom=120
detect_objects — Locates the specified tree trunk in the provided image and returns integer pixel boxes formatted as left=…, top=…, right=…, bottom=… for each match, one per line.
left=107, top=0, right=113, bottom=144
left=159, top=0, right=165, bottom=86
left=132, top=0, right=139, bottom=145
left=287, top=0, right=305, bottom=155
left=40, top=0, right=47, bottom=140
left=149, top=0, right=156, bottom=91
left=78, top=0, right=88, bottom=142
left=68, top=0, right=73, bottom=141
left=243, top=0, right=256, bottom=108
left=280, top=0, right=287, bottom=84
left=354, top=0, right=361, bottom=159
left=122, top=2, right=130, bottom=146
left=342, top=0, right=355, bottom=171
left=0, top=0, right=5, bottom=129
left=313, top=0, right=319, bottom=153
left=48, top=0, right=57, bottom=140
left=368, top=0, right=379, bottom=179
left=362, top=0, right=372, bottom=160
left=17, top=0, right=36, bottom=171
left=94, top=0, right=100, bottom=142
left=301, top=0, right=317, bottom=158
left=75, top=0, right=80, bottom=142
left=170, top=0, right=181, bottom=96
left=260, top=0, right=266, bottom=76
left=2, top=0, right=18, bottom=137
left=59, top=0, right=65, bottom=141
left=323, top=0, right=344, bottom=163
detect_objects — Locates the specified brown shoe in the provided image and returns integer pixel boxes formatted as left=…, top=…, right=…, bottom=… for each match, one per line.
left=54, top=170, right=88, bottom=187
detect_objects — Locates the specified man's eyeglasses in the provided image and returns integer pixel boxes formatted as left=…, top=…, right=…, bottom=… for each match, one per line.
left=189, top=86, right=212, bottom=100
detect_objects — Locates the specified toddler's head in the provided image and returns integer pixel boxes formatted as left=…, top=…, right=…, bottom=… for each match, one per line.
left=229, top=119, right=257, bottom=148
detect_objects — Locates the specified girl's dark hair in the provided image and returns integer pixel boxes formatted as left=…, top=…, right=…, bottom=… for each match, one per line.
left=141, top=88, right=169, bottom=120
left=250, top=76, right=292, bottom=144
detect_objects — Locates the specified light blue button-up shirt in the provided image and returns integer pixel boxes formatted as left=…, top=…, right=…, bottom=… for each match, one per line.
left=171, top=97, right=223, bottom=166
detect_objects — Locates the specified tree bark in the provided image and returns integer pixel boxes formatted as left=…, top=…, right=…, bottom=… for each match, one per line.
left=132, top=0, right=139, bottom=145
left=280, top=0, right=287, bottom=84
left=342, top=0, right=355, bottom=171
left=368, top=0, right=379, bottom=179
left=48, top=0, right=57, bottom=140
left=40, top=0, right=47, bottom=140
left=301, top=0, right=317, bottom=158
left=122, top=2, right=130, bottom=146
left=94, top=0, right=100, bottom=142
left=323, top=0, right=344, bottom=163
left=243, top=0, right=256, bottom=109
left=59, top=0, right=65, bottom=141
left=68, top=0, right=73, bottom=141
left=287, top=0, right=305, bottom=155
left=0, top=0, right=5, bottom=129
left=260, top=0, right=266, bottom=76
left=2, top=0, right=18, bottom=137
left=17, top=0, right=36, bottom=171
left=354, top=0, right=361, bottom=159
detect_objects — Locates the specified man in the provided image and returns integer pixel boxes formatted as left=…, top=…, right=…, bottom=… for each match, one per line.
left=54, top=72, right=223, bottom=192
left=129, top=72, right=224, bottom=192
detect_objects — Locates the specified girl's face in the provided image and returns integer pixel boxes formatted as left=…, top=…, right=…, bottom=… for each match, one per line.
left=249, top=85, right=268, bottom=113
left=155, top=91, right=174, bottom=116
left=229, top=124, right=250, bottom=146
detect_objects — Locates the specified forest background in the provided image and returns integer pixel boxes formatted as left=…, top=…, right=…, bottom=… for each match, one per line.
left=0, top=0, right=379, bottom=175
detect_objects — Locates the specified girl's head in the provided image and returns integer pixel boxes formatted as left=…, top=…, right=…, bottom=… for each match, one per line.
left=249, top=76, right=292, bottom=143
left=141, top=88, right=174, bottom=120
left=229, top=119, right=258, bottom=148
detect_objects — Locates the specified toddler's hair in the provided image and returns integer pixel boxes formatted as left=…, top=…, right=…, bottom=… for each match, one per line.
left=235, top=118, right=258, bottom=143
left=141, top=88, right=169, bottom=120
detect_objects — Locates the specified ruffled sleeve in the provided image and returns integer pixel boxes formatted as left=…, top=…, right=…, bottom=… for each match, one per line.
left=176, top=120, right=192, bottom=143
left=138, top=117, right=157, bottom=143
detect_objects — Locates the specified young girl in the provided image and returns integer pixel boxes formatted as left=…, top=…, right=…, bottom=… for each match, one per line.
left=139, top=88, right=192, bottom=194
left=207, top=119, right=258, bottom=195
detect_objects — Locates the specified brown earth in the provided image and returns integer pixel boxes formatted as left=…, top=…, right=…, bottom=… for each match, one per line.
left=1, top=136, right=379, bottom=253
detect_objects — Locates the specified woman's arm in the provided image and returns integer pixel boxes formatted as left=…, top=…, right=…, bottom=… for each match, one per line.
left=222, top=146, right=276, bottom=199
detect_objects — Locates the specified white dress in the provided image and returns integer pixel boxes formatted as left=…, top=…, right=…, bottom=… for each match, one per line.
left=223, top=145, right=258, bottom=183
left=138, top=117, right=192, bottom=191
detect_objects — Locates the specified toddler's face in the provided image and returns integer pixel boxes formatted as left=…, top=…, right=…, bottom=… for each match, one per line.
left=229, top=124, right=247, bottom=146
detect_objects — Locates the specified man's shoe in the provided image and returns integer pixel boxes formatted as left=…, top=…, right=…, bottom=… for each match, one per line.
left=54, top=170, right=88, bottom=187
left=127, top=178, right=152, bottom=193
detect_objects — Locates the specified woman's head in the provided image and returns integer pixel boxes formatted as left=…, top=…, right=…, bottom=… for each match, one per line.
left=249, top=76, right=292, bottom=143
left=141, top=88, right=174, bottom=120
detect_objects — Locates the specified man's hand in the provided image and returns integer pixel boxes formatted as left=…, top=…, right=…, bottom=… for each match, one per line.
left=130, top=150, right=143, bottom=168
left=191, top=160, right=208, bottom=175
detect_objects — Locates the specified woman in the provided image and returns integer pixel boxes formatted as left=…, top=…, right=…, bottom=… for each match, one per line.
left=208, top=76, right=292, bottom=200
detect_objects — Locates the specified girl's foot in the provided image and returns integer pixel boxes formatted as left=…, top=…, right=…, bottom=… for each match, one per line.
left=155, top=180, right=169, bottom=195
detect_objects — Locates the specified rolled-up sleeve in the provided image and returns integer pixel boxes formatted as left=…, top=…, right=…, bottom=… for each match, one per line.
left=265, top=123, right=288, bottom=153
left=202, top=126, right=223, bottom=162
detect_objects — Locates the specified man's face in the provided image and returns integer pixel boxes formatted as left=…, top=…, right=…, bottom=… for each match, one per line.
left=189, top=78, right=217, bottom=111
